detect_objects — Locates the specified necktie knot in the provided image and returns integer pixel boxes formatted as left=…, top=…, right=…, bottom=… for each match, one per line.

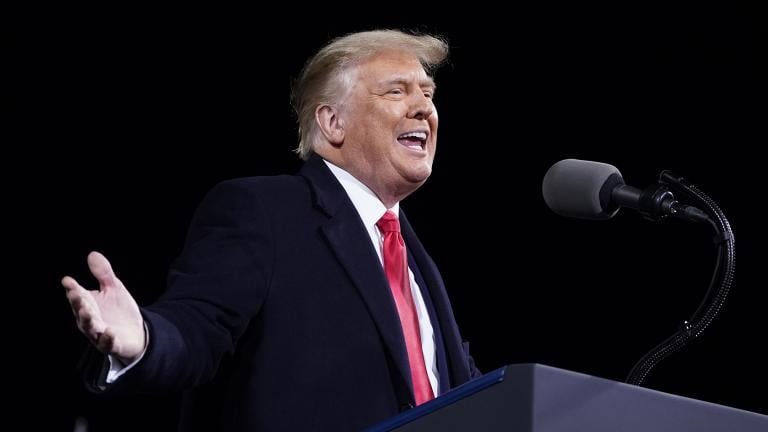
left=376, top=211, right=401, bottom=233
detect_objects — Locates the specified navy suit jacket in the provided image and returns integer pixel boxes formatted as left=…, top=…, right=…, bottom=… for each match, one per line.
left=84, top=155, right=480, bottom=431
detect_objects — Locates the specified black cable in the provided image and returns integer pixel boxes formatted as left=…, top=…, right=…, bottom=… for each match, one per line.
left=625, top=172, right=735, bottom=386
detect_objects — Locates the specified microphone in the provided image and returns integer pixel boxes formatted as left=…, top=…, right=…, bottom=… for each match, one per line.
left=542, top=159, right=709, bottom=223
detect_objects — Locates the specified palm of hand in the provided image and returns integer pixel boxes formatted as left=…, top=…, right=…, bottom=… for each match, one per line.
left=63, top=252, right=146, bottom=362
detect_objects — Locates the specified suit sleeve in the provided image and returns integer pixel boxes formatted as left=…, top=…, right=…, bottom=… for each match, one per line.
left=462, top=340, right=483, bottom=379
left=84, top=179, right=274, bottom=393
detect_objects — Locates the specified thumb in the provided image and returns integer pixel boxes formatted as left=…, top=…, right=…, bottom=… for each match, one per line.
left=87, top=251, right=118, bottom=290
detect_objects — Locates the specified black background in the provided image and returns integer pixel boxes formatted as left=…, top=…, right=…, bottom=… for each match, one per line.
left=16, top=8, right=766, bottom=431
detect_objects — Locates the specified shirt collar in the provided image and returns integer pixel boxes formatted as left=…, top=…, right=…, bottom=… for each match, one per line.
left=323, top=159, right=399, bottom=227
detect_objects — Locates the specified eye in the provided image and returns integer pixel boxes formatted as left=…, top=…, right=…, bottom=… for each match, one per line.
left=387, top=88, right=404, bottom=95
left=423, top=91, right=433, bottom=99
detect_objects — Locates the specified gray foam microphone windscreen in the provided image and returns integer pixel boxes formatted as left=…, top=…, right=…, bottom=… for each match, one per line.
left=542, top=159, right=623, bottom=220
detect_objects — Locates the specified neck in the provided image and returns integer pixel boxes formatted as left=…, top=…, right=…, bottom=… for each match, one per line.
left=318, top=152, right=416, bottom=209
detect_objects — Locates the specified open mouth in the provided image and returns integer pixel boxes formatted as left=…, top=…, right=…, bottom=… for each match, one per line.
left=397, top=130, right=428, bottom=151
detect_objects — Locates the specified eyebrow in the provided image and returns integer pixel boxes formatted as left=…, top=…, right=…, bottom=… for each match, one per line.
left=379, top=76, right=437, bottom=91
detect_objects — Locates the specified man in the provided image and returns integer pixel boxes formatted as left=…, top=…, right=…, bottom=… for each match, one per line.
left=64, top=29, right=481, bottom=431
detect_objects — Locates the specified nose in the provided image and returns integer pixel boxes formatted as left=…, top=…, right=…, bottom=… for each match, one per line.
left=407, top=93, right=434, bottom=120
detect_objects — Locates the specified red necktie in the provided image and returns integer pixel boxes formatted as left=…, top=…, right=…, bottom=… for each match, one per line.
left=377, top=211, right=434, bottom=405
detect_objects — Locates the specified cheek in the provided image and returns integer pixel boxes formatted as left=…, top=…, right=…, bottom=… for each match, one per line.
left=371, top=109, right=400, bottom=139
left=429, top=119, right=439, bottom=144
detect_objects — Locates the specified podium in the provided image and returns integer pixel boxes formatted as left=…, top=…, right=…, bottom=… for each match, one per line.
left=366, top=364, right=767, bottom=431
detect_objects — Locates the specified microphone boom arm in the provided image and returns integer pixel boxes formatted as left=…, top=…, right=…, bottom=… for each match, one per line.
left=625, top=171, right=736, bottom=386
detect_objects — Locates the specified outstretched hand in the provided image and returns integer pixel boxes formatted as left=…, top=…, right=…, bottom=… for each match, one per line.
left=63, top=251, right=146, bottom=363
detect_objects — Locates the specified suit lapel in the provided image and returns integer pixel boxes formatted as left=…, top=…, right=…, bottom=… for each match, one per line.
left=299, top=156, right=414, bottom=399
left=400, top=211, right=473, bottom=388
left=407, top=249, right=451, bottom=395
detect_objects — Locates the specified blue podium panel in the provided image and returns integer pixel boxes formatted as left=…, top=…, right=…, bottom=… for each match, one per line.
left=366, top=364, right=768, bottom=432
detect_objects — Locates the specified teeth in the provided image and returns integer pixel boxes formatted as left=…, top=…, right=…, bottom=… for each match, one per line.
left=398, top=131, right=427, bottom=140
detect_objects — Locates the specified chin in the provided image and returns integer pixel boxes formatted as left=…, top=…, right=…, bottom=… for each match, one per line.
left=392, top=157, right=433, bottom=184
left=405, top=166, right=432, bottom=184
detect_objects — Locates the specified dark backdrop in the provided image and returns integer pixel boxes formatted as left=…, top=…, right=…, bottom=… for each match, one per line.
left=20, top=9, right=766, bottom=431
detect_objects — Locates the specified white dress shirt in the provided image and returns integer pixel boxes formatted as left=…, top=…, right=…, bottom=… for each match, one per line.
left=324, top=160, right=439, bottom=396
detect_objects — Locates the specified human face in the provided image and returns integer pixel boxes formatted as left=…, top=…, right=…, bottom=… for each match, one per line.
left=337, top=51, right=438, bottom=206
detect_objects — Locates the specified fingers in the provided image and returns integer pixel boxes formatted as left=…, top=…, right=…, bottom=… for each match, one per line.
left=64, top=276, right=106, bottom=343
left=95, top=328, right=116, bottom=354
left=61, top=275, right=86, bottom=294
left=87, top=251, right=118, bottom=291
left=63, top=276, right=91, bottom=317
left=77, top=305, right=106, bottom=342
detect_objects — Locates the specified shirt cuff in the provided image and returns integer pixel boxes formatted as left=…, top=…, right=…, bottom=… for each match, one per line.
left=105, top=321, right=149, bottom=384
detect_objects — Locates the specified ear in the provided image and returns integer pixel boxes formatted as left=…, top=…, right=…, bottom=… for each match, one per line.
left=315, top=104, right=345, bottom=146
